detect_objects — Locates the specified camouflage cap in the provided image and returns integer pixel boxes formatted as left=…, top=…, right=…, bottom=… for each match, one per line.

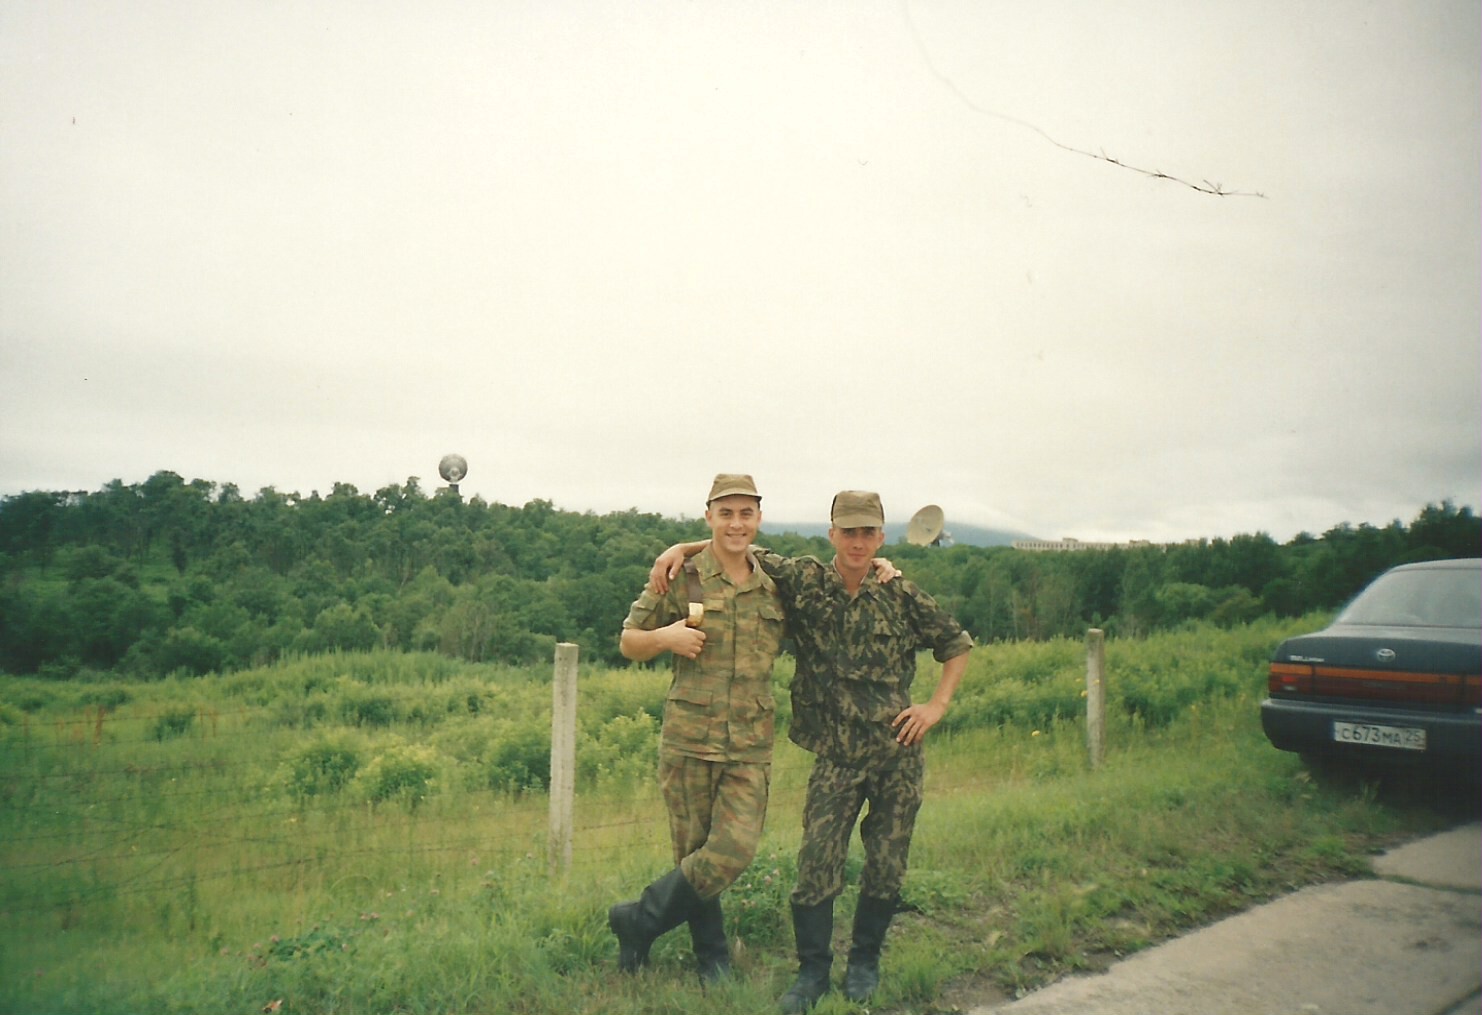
left=831, top=490, right=884, bottom=528
left=707, top=473, right=762, bottom=504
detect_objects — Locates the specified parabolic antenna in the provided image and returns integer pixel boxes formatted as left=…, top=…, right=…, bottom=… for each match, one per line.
left=905, top=504, right=945, bottom=546
left=438, top=454, right=468, bottom=484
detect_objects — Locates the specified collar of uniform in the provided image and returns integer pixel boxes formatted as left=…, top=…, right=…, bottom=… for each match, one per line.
left=829, top=556, right=881, bottom=594
left=699, top=543, right=765, bottom=588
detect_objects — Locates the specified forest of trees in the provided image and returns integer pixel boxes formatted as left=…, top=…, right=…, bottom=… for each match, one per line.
left=0, top=471, right=1476, bottom=680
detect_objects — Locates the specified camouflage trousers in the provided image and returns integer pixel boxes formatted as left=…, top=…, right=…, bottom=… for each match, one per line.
left=659, top=755, right=770, bottom=900
left=790, top=750, right=925, bottom=907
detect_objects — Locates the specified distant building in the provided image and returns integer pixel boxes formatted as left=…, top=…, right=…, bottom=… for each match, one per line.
left=1011, top=537, right=1154, bottom=552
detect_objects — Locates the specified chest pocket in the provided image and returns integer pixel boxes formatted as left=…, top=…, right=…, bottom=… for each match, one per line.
left=872, top=612, right=916, bottom=645
left=700, top=594, right=731, bottom=654
left=835, top=609, right=914, bottom=690
left=755, top=601, right=785, bottom=654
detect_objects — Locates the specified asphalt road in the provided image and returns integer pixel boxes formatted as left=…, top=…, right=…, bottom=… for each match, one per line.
left=971, top=823, right=1482, bottom=1015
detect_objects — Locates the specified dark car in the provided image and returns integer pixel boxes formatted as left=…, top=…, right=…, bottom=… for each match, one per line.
left=1261, top=558, right=1481, bottom=768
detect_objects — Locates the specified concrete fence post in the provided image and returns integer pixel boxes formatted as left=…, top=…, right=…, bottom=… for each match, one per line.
left=1086, top=628, right=1107, bottom=769
left=549, top=642, right=579, bottom=875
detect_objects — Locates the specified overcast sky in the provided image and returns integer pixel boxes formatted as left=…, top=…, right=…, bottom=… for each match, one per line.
left=2, top=1, right=1477, bottom=543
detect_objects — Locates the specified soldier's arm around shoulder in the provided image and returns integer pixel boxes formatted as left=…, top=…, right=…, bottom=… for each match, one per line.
left=751, top=547, right=825, bottom=598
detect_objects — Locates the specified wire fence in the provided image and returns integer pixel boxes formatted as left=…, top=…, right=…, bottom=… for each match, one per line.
left=1, top=642, right=1038, bottom=925
left=1, top=725, right=1017, bottom=927
left=1, top=676, right=824, bottom=924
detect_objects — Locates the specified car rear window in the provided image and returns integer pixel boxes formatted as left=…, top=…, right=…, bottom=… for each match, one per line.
left=1337, top=567, right=1482, bottom=628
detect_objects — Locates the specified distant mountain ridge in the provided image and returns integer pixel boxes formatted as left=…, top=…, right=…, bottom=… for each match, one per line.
left=763, top=520, right=1035, bottom=548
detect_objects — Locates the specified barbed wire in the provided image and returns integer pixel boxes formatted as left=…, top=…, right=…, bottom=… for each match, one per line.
left=0, top=769, right=817, bottom=916
left=7, top=701, right=662, bottom=747
left=4, top=681, right=856, bottom=921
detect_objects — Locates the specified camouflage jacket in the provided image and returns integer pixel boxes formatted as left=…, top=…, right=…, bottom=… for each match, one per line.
left=755, top=550, right=973, bottom=767
left=622, top=544, right=785, bottom=764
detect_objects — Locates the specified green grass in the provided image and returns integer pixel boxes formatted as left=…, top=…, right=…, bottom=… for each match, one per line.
left=1, top=619, right=1474, bottom=1014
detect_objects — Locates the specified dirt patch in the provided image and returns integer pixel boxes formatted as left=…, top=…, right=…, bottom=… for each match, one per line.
left=928, top=971, right=1014, bottom=1013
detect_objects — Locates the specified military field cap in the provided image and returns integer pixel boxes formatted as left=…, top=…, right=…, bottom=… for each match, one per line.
left=707, top=473, right=762, bottom=504
left=831, top=490, right=885, bottom=528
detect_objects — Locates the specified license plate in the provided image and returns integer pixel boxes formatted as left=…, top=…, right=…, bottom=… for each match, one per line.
left=1332, top=721, right=1426, bottom=751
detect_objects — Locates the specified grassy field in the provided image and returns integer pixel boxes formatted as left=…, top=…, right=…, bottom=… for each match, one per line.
left=1, top=616, right=1475, bottom=1014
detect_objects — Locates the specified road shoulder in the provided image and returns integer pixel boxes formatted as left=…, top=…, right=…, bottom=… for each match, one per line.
left=971, top=823, right=1482, bottom=1015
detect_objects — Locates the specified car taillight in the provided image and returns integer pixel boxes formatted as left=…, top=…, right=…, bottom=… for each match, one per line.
left=1269, top=662, right=1313, bottom=694
left=1465, top=676, right=1481, bottom=709
left=1311, top=667, right=1468, bottom=704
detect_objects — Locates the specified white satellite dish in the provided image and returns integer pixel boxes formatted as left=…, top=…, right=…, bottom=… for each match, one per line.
left=905, top=504, right=945, bottom=546
left=438, top=454, right=468, bottom=483
left=438, top=453, right=468, bottom=496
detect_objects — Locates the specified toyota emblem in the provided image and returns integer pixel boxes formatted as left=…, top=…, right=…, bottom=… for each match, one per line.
left=1375, top=647, right=1397, bottom=663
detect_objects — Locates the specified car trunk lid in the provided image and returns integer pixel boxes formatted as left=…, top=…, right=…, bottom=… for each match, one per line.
left=1269, top=626, right=1482, bottom=709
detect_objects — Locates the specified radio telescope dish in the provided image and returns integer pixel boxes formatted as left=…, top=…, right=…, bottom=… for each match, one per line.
left=438, top=454, right=468, bottom=484
left=905, top=504, right=945, bottom=546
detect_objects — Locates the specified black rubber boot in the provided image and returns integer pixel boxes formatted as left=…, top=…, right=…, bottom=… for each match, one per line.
left=843, top=894, right=896, bottom=1002
left=688, top=896, right=731, bottom=985
left=778, top=898, right=834, bottom=1014
left=608, top=867, right=703, bottom=973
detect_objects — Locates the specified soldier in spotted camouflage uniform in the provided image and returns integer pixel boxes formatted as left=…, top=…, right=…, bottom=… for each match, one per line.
left=761, top=491, right=971, bottom=1012
left=608, top=473, right=785, bottom=985
left=652, top=490, right=972, bottom=1012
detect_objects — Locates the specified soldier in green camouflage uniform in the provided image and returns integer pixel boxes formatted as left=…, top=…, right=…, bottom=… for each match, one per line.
left=758, top=491, right=971, bottom=1012
left=651, top=491, right=971, bottom=1011
left=608, top=474, right=785, bottom=985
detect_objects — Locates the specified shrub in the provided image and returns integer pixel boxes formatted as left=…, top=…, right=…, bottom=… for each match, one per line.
left=36, top=656, right=81, bottom=681
left=271, top=689, right=332, bottom=729
left=284, top=735, right=363, bottom=799
left=356, top=739, right=441, bottom=807
left=481, top=718, right=550, bottom=794
left=12, top=690, right=52, bottom=713
left=337, top=685, right=400, bottom=727
left=576, top=710, right=658, bottom=787
left=151, top=704, right=196, bottom=741
left=158, top=626, right=225, bottom=676
left=77, top=684, right=132, bottom=710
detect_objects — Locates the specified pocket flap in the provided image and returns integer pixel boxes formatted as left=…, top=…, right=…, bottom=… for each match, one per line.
left=668, top=686, right=713, bottom=707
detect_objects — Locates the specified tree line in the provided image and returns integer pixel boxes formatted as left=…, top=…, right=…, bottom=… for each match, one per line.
left=0, top=471, right=1475, bottom=679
